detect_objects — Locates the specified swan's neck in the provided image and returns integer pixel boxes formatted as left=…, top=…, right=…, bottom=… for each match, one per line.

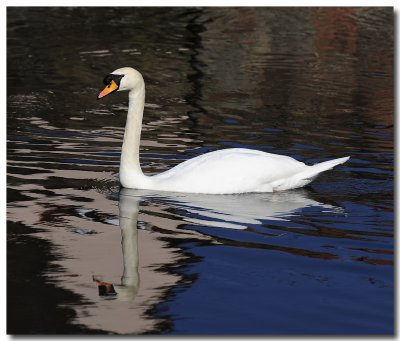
left=120, top=84, right=145, bottom=183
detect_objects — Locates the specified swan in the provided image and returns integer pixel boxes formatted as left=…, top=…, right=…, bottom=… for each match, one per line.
left=97, top=67, right=349, bottom=194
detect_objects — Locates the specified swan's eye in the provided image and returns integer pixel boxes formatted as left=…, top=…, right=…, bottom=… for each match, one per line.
left=103, top=74, right=124, bottom=86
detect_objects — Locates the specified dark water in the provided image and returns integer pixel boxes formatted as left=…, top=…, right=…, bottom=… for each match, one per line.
left=7, top=7, right=393, bottom=335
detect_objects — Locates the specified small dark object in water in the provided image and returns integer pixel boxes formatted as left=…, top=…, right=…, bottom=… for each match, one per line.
left=93, top=278, right=117, bottom=297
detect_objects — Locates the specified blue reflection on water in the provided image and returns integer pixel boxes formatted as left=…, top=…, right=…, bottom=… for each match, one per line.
left=161, top=242, right=392, bottom=334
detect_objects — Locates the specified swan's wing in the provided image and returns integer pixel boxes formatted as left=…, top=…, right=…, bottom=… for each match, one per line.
left=151, top=148, right=307, bottom=193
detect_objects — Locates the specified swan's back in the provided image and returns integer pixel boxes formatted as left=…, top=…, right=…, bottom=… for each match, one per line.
left=149, top=148, right=309, bottom=194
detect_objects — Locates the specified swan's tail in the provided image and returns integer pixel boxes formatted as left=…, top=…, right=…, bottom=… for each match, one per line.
left=271, top=156, right=350, bottom=191
left=305, top=156, right=350, bottom=179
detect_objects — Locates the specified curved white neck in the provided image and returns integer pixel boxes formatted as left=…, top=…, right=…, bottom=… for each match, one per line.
left=120, top=84, right=145, bottom=184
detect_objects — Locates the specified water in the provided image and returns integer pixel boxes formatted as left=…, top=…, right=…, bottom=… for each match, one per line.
left=7, top=7, right=393, bottom=335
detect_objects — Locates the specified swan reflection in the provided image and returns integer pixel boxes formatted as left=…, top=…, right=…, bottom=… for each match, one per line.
left=121, top=188, right=342, bottom=230
left=96, top=188, right=342, bottom=301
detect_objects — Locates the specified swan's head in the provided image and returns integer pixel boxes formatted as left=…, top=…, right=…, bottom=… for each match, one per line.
left=97, top=67, right=143, bottom=99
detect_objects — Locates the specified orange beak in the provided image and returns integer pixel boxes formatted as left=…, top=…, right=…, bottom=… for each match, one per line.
left=97, top=80, right=119, bottom=99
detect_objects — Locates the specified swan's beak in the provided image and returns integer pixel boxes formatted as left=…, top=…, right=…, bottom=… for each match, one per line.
left=97, top=80, right=119, bottom=99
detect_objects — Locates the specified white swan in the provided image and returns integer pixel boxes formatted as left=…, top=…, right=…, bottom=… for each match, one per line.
left=98, top=67, right=349, bottom=194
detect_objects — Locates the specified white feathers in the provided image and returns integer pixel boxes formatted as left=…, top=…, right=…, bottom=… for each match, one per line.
left=147, top=149, right=349, bottom=194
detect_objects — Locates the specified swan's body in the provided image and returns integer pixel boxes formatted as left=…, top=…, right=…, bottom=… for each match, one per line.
left=98, top=67, right=349, bottom=194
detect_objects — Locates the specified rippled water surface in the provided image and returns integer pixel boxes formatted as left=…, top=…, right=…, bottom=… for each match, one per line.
left=7, top=7, right=393, bottom=335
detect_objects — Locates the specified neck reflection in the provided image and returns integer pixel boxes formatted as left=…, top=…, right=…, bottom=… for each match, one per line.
left=94, top=192, right=140, bottom=301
